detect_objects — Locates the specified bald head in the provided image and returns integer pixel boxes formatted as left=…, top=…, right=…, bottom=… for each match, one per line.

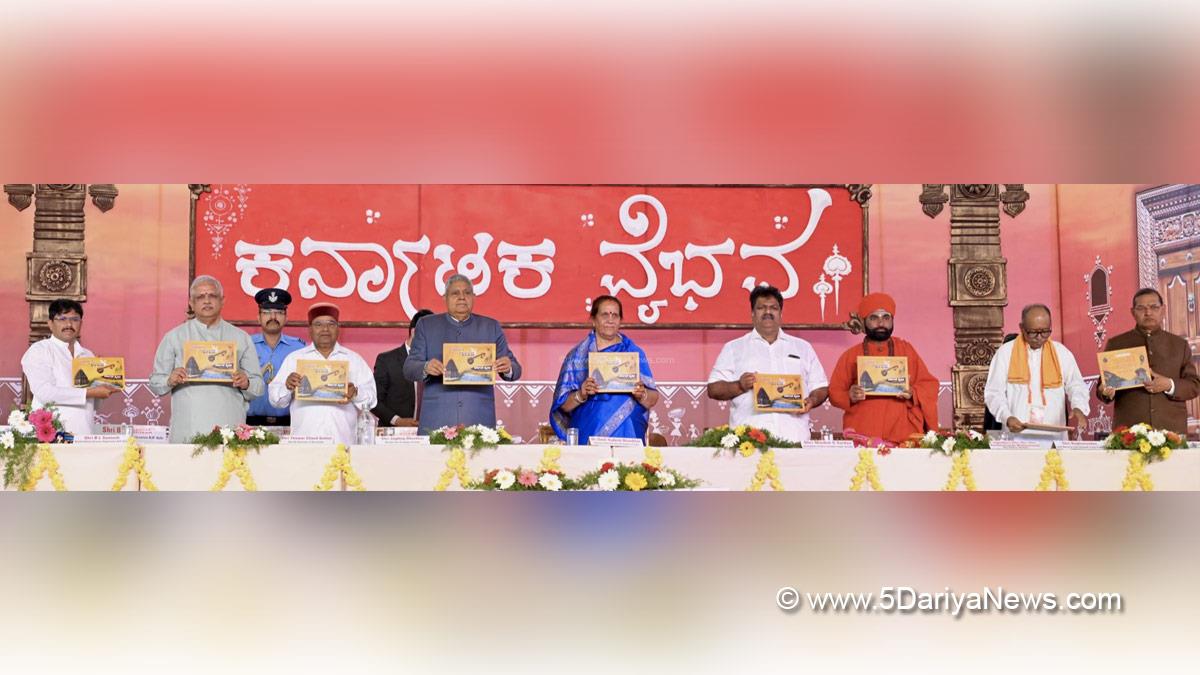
left=1019, top=304, right=1052, bottom=350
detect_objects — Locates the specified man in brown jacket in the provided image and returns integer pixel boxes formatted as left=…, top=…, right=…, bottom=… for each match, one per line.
left=1097, top=288, right=1200, bottom=434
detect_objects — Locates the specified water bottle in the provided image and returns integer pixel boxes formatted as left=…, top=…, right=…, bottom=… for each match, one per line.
left=821, top=426, right=833, bottom=442
left=356, top=406, right=376, bottom=446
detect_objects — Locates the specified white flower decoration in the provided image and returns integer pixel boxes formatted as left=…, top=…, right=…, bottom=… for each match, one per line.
left=219, top=427, right=235, bottom=443
left=13, top=421, right=34, bottom=436
left=940, top=437, right=957, bottom=454
left=480, top=428, right=500, bottom=445
left=656, top=471, right=676, bottom=488
left=253, top=428, right=266, bottom=440
left=539, top=473, right=563, bottom=491
left=720, top=433, right=739, bottom=449
left=1131, top=423, right=1150, bottom=435
left=1147, top=431, right=1166, bottom=447
left=7, top=410, right=25, bottom=426
left=597, top=470, right=620, bottom=491
left=923, top=430, right=938, bottom=444
left=0, top=431, right=14, bottom=449
left=967, top=430, right=983, bottom=441
left=494, top=470, right=516, bottom=490
left=462, top=435, right=476, bottom=450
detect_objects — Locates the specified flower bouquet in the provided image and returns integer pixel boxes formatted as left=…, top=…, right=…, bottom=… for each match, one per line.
left=190, top=424, right=280, bottom=457
left=1, top=406, right=67, bottom=488
left=690, top=424, right=801, bottom=457
left=429, top=424, right=513, bottom=455
left=574, top=459, right=701, bottom=491
left=1104, top=424, right=1184, bottom=463
left=915, top=429, right=989, bottom=455
left=471, top=467, right=574, bottom=491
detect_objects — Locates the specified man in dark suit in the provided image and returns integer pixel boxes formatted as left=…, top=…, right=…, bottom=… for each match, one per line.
left=372, top=309, right=433, bottom=427
left=1097, top=288, right=1200, bottom=434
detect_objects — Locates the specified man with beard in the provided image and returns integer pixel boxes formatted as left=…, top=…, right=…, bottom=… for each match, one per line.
left=828, top=293, right=939, bottom=444
left=1096, top=288, right=1200, bottom=434
left=247, top=288, right=305, bottom=427
left=985, top=303, right=1090, bottom=440
left=20, top=298, right=118, bottom=436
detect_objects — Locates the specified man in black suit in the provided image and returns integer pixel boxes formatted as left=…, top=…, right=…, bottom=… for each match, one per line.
left=372, top=309, right=433, bottom=426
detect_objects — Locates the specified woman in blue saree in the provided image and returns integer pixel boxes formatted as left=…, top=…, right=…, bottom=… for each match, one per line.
left=551, top=295, right=659, bottom=444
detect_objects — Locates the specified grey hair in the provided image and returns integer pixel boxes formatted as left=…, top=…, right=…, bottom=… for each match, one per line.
left=190, top=275, right=225, bottom=298
left=444, top=274, right=473, bottom=295
left=1020, top=303, right=1052, bottom=325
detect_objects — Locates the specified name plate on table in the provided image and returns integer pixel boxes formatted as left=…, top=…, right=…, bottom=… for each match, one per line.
left=281, top=435, right=334, bottom=445
left=990, top=440, right=1046, bottom=449
left=802, top=440, right=855, bottom=450
left=100, top=424, right=169, bottom=443
left=1054, top=441, right=1105, bottom=450
left=78, top=434, right=125, bottom=443
left=589, top=436, right=644, bottom=448
left=375, top=435, right=432, bottom=446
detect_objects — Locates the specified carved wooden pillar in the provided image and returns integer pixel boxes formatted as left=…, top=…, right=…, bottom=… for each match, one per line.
left=920, top=184, right=1028, bottom=430
left=4, top=183, right=117, bottom=402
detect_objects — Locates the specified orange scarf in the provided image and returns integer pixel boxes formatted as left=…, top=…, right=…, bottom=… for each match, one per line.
left=1006, top=335, right=1062, bottom=406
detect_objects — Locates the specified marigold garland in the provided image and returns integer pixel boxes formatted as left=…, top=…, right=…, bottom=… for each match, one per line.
left=20, top=444, right=67, bottom=491
left=942, top=450, right=977, bottom=491
left=434, top=447, right=472, bottom=491
left=211, top=448, right=258, bottom=491
left=314, top=444, right=366, bottom=491
left=538, top=446, right=563, bottom=473
left=643, top=447, right=664, bottom=469
left=849, top=449, right=884, bottom=491
left=747, top=450, right=785, bottom=491
left=1121, top=452, right=1155, bottom=491
left=1034, top=449, right=1069, bottom=491
left=111, top=436, right=158, bottom=491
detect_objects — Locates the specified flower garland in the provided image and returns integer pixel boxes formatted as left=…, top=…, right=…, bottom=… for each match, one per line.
left=1, top=406, right=67, bottom=489
left=538, top=446, right=563, bottom=473
left=849, top=449, right=884, bottom=491
left=429, top=424, right=513, bottom=456
left=434, top=448, right=473, bottom=491
left=211, top=449, right=258, bottom=491
left=20, top=445, right=67, bottom=491
left=573, top=457, right=700, bottom=491
left=472, top=466, right=572, bottom=491
left=691, top=424, right=801, bottom=457
left=111, top=436, right=158, bottom=491
left=1035, top=449, right=1069, bottom=491
left=748, top=450, right=785, bottom=491
left=190, top=424, right=279, bottom=457
left=1104, top=424, right=1182, bottom=463
left=943, top=451, right=977, bottom=491
left=314, top=444, right=366, bottom=491
left=1121, top=452, right=1154, bottom=491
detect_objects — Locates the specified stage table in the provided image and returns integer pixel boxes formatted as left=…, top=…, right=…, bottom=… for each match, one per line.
left=11, top=443, right=1199, bottom=491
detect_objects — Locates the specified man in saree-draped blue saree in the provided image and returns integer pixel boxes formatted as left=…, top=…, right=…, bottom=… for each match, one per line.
left=551, top=296, right=659, bottom=445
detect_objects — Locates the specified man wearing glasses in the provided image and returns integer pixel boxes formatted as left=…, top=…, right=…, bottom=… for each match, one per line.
left=149, top=275, right=264, bottom=442
left=246, top=288, right=305, bottom=427
left=1096, top=288, right=1200, bottom=435
left=269, top=303, right=377, bottom=446
left=984, top=303, right=1091, bottom=440
left=20, top=298, right=118, bottom=436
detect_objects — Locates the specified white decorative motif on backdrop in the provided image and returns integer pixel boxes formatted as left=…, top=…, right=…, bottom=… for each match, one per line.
left=202, top=184, right=252, bottom=258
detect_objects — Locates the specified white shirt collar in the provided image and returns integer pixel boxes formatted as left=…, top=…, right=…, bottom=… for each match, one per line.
left=748, top=328, right=788, bottom=344
left=47, top=334, right=81, bottom=352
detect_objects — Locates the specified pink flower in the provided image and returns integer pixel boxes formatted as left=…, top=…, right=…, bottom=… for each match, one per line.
left=444, top=426, right=460, bottom=440
left=28, top=410, right=53, bottom=427
left=35, top=423, right=57, bottom=443
left=235, top=427, right=253, bottom=440
left=517, top=470, right=538, bottom=487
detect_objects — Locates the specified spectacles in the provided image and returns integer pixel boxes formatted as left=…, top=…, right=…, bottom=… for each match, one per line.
left=1133, top=304, right=1162, bottom=312
left=1024, top=329, right=1052, bottom=338
left=52, top=316, right=82, bottom=324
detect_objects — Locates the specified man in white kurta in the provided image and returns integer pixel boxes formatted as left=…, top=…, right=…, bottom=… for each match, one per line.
left=269, top=303, right=377, bottom=446
left=148, top=277, right=264, bottom=443
left=20, top=299, right=119, bottom=436
left=706, top=286, right=829, bottom=443
left=984, top=304, right=1090, bottom=440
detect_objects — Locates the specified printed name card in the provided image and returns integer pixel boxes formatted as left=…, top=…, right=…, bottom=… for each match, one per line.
left=100, top=424, right=170, bottom=443
left=77, top=434, right=125, bottom=443
left=374, top=435, right=433, bottom=446
left=281, top=435, right=335, bottom=445
left=588, top=436, right=645, bottom=448
left=802, top=440, right=856, bottom=450
left=989, top=440, right=1047, bottom=449
left=1054, top=441, right=1105, bottom=450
